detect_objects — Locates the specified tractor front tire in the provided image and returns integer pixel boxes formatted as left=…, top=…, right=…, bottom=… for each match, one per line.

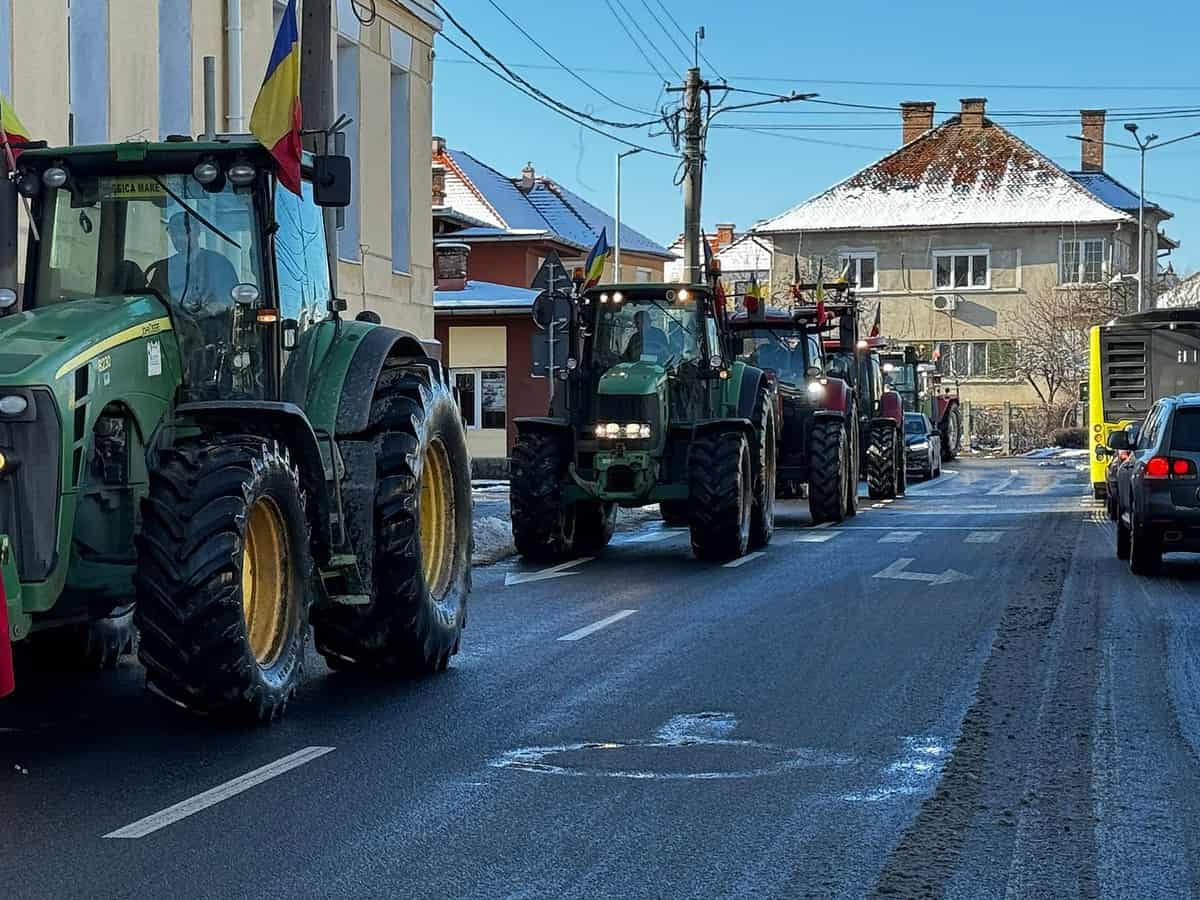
left=29, top=604, right=135, bottom=671
left=136, top=438, right=312, bottom=722
left=749, top=385, right=777, bottom=549
left=510, top=430, right=577, bottom=562
left=940, top=405, right=963, bottom=460
left=660, top=500, right=689, bottom=526
left=689, top=431, right=752, bottom=561
left=809, top=419, right=849, bottom=525
left=575, top=501, right=617, bottom=553
left=313, top=363, right=471, bottom=674
left=867, top=423, right=900, bottom=500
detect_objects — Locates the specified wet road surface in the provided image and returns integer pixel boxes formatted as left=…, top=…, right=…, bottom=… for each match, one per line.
left=4, top=458, right=1200, bottom=898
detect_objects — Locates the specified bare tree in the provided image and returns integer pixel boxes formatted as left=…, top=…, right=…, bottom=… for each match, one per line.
left=1012, top=276, right=1132, bottom=411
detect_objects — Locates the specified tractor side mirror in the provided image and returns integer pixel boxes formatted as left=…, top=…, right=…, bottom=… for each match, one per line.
left=805, top=365, right=822, bottom=379
left=281, top=318, right=299, bottom=351
left=0, top=288, right=16, bottom=316
left=1107, top=431, right=1132, bottom=452
left=312, top=154, right=352, bottom=208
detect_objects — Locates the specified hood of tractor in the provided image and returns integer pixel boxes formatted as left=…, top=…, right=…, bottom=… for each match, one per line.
left=597, top=361, right=667, bottom=397
left=0, top=296, right=170, bottom=384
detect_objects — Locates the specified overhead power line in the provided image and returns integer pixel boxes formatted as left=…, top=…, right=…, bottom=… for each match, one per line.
left=638, top=0, right=691, bottom=67
left=611, top=0, right=679, bottom=77
left=484, top=0, right=658, bottom=117
left=718, top=125, right=893, bottom=153
left=651, top=0, right=726, bottom=80
left=603, top=0, right=671, bottom=83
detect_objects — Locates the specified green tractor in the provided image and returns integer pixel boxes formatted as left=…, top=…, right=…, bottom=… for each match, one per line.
left=511, top=283, right=776, bottom=563
left=0, top=138, right=472, bottom=720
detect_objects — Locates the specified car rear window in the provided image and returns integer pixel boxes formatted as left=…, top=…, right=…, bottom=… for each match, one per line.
left=1170, top=408, right=1200, bottom=451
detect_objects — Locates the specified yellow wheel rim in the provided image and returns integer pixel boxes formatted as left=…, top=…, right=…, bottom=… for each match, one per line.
left=418, top=438, right=456, bottom=599
left=241, top=496, right=289, bottom=667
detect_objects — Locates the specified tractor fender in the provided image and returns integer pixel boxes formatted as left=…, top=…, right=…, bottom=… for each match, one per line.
left=817, top=377, right=852, bottom=415
left=169, top=401, right=333, bottom=564
left=878, top=390, right=904, bottom=427
left=735, top=365, right=773, bottom=420
left=935, top=394, right=958, bottom=422
left=514, top=416, right=572, bottom=438
left=334, top=325, right=438, bottom=436
left=693, top=417, right=755, bottom=439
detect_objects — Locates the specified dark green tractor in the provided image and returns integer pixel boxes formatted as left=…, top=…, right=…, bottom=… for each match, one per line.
left=510, top=283, right=776, bottom=562
left=0, top=138, right=471, bottom=720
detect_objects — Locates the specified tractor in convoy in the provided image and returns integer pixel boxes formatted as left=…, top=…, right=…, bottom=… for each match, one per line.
left=820, top=297, right=906, bottom=500
left=0, top=136, right=472, bottom=720
left=725, top=296, right=860, bottom=523
left=879, top=345, right=963, bottom=460
left=510, top=281, right=777, bottom=563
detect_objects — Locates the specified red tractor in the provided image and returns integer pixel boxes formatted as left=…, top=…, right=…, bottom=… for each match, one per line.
left=879, top=345, right=963, bottom=460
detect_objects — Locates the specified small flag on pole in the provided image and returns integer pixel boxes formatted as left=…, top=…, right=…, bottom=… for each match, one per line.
left=0, top=92, right=31, bottom=172
left=814, top=259, right=828, bottom=327
left=582, top=228, right=611, bottom=290
left=870, top=301, right=882, bottom=338
left=249, top=0, right=303, bottom=195
left=790, top=253, right=803, bottom=300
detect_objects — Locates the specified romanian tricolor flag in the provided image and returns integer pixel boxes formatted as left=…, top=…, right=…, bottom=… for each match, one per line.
left=0, top=92, right=31, bottom=171
left=583, top=228, right=611, bottom=290
left=249, top=0, right=303, bottom=196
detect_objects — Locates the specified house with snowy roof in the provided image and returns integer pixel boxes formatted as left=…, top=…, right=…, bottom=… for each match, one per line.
left=1158, top=272, right=1200, bottom=309
left=754, top=99, right=1177, bottom=406
left=430, top=139, right=674, bottom=466
left=663, top=224, right=773, bottom=298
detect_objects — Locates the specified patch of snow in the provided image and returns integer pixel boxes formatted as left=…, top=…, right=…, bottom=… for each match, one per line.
left=473, top=516, right=515, bottom=566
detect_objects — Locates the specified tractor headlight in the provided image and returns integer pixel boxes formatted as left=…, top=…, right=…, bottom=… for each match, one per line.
left=0, top=395, right=29, bottom=416
left=228, top=162, right=257, bottom=186
left=807, top=381, right=825, bottom=398
left=594, top=422, right=651, bottom=440
left=42, top=167, right=68, bottom=189
left=193, top=159, right=221, bottom=185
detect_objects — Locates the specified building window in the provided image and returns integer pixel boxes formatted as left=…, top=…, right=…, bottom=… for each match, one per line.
left=452, top=369, right=506, bottom=429
left=636, top=267, right=653, bottom=283
left=840, top=251, right=877, bottom=291
left=933, top=250, right=989, bottom=290
left=1060, top=239, right=1106, bottom=284
left=934, top=340, right=1016, bottom=379
left=336, top=38, right=360, bottom=262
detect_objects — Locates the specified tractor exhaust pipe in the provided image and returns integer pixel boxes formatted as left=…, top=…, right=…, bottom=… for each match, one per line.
left=0, top=174, right=16, bottom=297
left=203, top=55, right=217, bottom=141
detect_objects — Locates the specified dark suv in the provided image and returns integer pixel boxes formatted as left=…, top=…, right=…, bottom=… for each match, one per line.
left=1107, top=394, right=1200, bottom=574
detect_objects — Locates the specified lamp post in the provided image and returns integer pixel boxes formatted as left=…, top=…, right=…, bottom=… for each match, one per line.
left=1069, top=126, right=1200, bottom=311
left=614, top=148, right=643, bottom=280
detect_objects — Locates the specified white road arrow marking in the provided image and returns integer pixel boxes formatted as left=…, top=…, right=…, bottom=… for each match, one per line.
left=505, top=557, right=595, bottom=586
left=871, top=557, right=971, bottom=586
left=723, top=551, right=766, bottom=568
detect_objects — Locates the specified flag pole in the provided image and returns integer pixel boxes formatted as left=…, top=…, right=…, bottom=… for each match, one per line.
left=0, top=104, right=39, bottom=243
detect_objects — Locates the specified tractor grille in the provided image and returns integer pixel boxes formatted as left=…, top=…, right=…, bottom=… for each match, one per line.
left=595, top=394, right=657, bottom=428
left=0, top=387, right=62, bottom=581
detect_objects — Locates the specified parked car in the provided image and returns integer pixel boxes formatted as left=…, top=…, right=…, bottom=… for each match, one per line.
left=1107, top=394, right=1200, bottom=574
left=903, top=412, right=942, bottom=480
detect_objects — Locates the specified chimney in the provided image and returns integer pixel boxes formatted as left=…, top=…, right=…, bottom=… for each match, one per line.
left=1080, top=109, right=1106, bottom=172
left=432, top=135, right=446, bottom=156
left=959, top=98, right=987, bottom=131
left=900, top=102, right=935, bottom=145
left=518, top=162, right=536, bottom=193
left=435, top=242, right=470, bottom=292
left=716, top=223, right=736, bottom=246
left=432, top=167, right=446, bottom=207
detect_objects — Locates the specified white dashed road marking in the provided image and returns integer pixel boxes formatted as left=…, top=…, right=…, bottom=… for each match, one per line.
left=965, top=530, right=1002, bottom=544
left=723, top=551, right=766, bottom=568
left=557, top=609, right=638, bottom=642
left=880, top=531, right=920, bottom=543
left=104, top=746, right=336, bottom=839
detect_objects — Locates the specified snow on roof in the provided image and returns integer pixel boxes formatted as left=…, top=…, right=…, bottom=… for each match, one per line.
left=435, top=147, right=672, bottom=258
left=434, top=280, right=540, bottom=311
left=664, top=233, right=772, bottom=281
left=756, top=117, right=1132, bottom=234
left=1158, top=272, right=1200, bottom=309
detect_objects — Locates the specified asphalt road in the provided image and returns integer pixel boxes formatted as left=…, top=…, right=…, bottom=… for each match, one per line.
left=4, top=457, right=1200, bottom=899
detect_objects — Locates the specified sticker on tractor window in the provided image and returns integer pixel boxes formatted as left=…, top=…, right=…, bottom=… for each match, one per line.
left=146, top=340, right=162, bottom=377
left=99, top=177, right=167, bottom=202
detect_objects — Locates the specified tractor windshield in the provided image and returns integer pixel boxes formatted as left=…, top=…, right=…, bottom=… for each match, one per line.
left=31, top=173, right=266, bottom=399
left=590, top=293, right=702, bottom=370
left=735, top=329, right=819, bottom=384
left=884, top=360, right=917, bottom=395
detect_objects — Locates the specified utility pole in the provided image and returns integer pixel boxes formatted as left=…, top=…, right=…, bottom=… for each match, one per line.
left=300, top=0, right=339, bottom=295
left=681, top=66, right=703, bottom=284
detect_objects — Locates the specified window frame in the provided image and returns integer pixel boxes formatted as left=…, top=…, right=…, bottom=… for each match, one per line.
left=839, top=249, right=878, bottom=293
left=934, top=339, right=1017, bottom=381
left=932, top=249, right=990, bottom=291
left=1058, top=238, right=1107, bottom=285
left=450, top=367, right=507, bottom=431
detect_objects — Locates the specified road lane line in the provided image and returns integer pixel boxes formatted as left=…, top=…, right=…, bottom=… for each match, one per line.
left=557, top=609, right=638, bottom=642
left=104, top=746, right=336, bottom=839
left=813, top=521, right=834, bottom=529
left=880, top=531, right=920, bottom=543
left=965, top=530, right=1002, bottom=543
left=723, top=551, right=766, bottom=568
left=794, top=532, right=838, bottom=543
left=834, top=525, right=1012, bottom=531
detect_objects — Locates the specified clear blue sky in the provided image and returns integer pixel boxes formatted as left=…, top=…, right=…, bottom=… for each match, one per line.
left=433, top=0, right=1200, bottom=275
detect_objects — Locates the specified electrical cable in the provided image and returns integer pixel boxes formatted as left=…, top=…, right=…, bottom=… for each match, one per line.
left=602, top=0, right=672, bottom=83
left=638, top=0, right=691, bottom=67
left=611, top=0, right=679, bottom=76
left=651, top=0, right=725, bottom=81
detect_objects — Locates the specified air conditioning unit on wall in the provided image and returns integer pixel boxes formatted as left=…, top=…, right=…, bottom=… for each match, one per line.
left=932, top=294, right=959, bottom=312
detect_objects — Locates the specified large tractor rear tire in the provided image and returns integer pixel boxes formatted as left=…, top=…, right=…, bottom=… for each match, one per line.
left=867, top=423, right=900, bottom=500
left=749, top=385, right=777, bottom=550
left=136, top=438, right=312, bottom=722
left=808, top=419, right=849, bottom=524
left=575, top=501, right=617, bottom=553
left=940, top=405, right=963, bottom=460
left=29, top=605, right=135, bottom=671
left=659, top=500, right=689, bottom=526
left=510, top=430, right=576, bottom=562
left=313, top=363, right=471, bottom=674
left=688, top=431, right=752, bottom=561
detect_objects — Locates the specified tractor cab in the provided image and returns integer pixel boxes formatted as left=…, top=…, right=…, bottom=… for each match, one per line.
left=878, top=344, right=962, bottom=460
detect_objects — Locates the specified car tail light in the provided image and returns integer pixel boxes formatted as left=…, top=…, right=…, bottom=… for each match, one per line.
left=1146, top=457, right=1170, bottom=478
left=1172, top=458, right=1197, bottom=478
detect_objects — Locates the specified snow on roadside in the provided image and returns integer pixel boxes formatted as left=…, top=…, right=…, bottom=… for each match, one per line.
left=473, top=516, right=515, bottom=566
left=1022, top=447, right=1090, bottom=460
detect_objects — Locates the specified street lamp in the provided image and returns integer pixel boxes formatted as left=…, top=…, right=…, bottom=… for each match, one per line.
left=1068, top=126, right=1200, bottom=311
left=614, top=148, right=643, bottom=279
